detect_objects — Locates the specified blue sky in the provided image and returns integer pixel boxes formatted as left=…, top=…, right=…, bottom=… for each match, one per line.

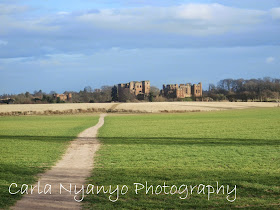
left=0, top=0, right=279, bottom=94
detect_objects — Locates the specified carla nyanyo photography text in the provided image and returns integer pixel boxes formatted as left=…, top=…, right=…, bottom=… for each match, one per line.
left=9, top=181, right=237, bottom=202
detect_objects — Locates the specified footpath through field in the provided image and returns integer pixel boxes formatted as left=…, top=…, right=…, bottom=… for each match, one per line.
left=12, top=114, right=106, bottom=210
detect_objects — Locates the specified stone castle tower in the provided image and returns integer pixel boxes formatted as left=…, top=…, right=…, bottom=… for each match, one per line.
left=161, top=82, right=202, bottom=98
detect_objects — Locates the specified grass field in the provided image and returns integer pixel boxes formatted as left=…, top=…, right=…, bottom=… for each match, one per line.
left=0, top=115, right=99, bottom=209
left=85, top=108, right=280, bottom=209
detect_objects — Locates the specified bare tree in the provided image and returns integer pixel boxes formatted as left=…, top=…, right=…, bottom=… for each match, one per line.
left=84, top=86, right=93, bottom=93
left=150, top=86, right=160, bottom=96
left=118, top=88, right=136, bottom=102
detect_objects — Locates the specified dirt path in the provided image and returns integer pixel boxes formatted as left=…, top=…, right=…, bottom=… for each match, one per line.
left=12, top=114, right=107, bottom=210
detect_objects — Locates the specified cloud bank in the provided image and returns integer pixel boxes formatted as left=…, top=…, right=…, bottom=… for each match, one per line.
left=0, top=3, right=279, bottom=59
left=77, top=4, right=266, bottom=35
left=0, top=1, right=279, bottom=94
left=1, top=3, right=269, bottom=35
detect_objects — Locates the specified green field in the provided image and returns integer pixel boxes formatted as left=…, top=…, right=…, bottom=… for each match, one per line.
left=0, top=115, right=99, bottom=209
left=0, top=108, right=279, bottom=209
left=85, top=108, right=280, bottom=209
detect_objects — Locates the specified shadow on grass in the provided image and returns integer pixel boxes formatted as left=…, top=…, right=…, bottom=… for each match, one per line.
left=98, top=137, right=280, bottom=146
left=0, top=135, right=279, bottom=146
left=0, top=135, right=76, bottom=142
left=0, top=162, right=44, bottom=209
left=84, top=167, right=280, bottom=209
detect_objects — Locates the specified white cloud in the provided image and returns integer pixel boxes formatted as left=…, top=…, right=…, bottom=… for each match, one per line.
left=77, top=3, right=266, bottom=35
left=0, top=3, right=278, bottom=59
left=270, top=7, right=280, bottom=19
left=0, top=40, right=8, bottom=46
left=0, top=15, right=60, bottom=35
left=57, top=11, right=70, bottom=16
left=21, top=54, right=86, bottom=67
left=0, top=57, right=32, bottom=64
left=266, top=57, right=275, bottom=64
left=0, top=4, right=28, bottom=14
left=0, top=3, right=269, bottom=36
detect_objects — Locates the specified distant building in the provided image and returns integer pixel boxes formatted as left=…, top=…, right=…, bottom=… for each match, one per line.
left=161, top=82, right=202, bottom=98
left=0, top=98, right=15, bottom=104
left=53, top=93, right=72, bottom=101
left=94, top=89, right=101, bottom=93
left=117, top=80, right=150, bottom=100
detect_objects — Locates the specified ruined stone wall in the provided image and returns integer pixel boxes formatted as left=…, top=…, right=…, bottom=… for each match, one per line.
left=134, top=82, right=143, bottom=95
left=192, top=83, right=202, bottom=97
left=142, top=81, right=150, bottom=94
left=179, top=84, right=192, bottom=97
left=67, top=93, right=72, bottom=100
left=162, top=82, right=202, bottom=98
left=117, top=80, right=150, bottom=98
left=162, top=84, right=178, bottom=98
left=117, top=80, right=201, bottom=99
left=53, top=93, right=72, bottom=101
left=176, top=88, right=186, bottom=98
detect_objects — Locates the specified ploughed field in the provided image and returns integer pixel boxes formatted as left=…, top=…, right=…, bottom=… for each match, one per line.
left=0, top=115, right=99, bottom=209
left=85, top=108, right=280, bottom=209
left=0, top=102, right=278, bottom=116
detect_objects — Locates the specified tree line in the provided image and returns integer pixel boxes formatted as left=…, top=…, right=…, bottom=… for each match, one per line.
left=0, top=85, right=163, bottom=104
left=205, top=77, right=280, bottom=102
left=0, top=86, right=112, bottom=104
left=1, top=77, right=279, bottom=104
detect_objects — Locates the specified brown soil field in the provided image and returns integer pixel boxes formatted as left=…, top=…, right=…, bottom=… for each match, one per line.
left=0, top=102, right=278, bottom=116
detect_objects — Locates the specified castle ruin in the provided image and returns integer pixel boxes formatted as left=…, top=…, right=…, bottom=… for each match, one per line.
left=117, top=80, right=150, bottom=100
left=161, top=82, right=202, bottom=99
left=53, top=93, right=72, bottom=101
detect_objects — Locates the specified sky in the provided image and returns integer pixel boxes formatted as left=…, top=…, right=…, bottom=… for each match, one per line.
left=0, top=0, right=279, bottom=94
